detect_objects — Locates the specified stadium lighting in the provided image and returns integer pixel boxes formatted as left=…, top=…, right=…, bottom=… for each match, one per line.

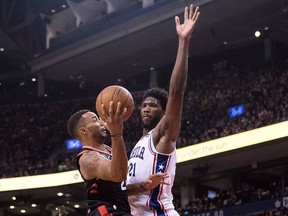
left=254, top=31, right=261, bottom=37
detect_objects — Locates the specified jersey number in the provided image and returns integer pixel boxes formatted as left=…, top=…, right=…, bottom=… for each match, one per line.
left=121, top=181, right=127, bottom=190
left=128, top=162, right=136, bottom=177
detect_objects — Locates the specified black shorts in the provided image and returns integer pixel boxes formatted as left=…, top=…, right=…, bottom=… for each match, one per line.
left=88, top=205, right=132, bottom=216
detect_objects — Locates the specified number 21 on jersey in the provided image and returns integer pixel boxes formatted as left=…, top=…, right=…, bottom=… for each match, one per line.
left=128, top=162, right=136, bottom=177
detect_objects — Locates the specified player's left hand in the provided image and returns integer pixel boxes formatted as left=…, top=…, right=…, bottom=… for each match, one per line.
left=142, top=173, right=169, bottom=190
left=175, top=4, right=200, bottom=39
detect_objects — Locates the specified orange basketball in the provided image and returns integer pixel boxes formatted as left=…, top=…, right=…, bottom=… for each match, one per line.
left=96, top=85, right=134, bottom=122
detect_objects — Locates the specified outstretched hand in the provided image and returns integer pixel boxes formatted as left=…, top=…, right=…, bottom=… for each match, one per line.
left=175, top=4, right=200, bottom=39
left=142, top=173, right=169, bottom=190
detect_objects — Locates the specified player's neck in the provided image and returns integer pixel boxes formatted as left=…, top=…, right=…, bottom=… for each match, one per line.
left=142, top=128, right=149, bottom=137
left=142, top=127, right=153, bottom=137
left=83, top=138, right=103, bottom=149
left=83, top=144, right=107, bottom=153
left=91, top=144, right=107, bottom=153
left=93, top=144, right=106, bottom=152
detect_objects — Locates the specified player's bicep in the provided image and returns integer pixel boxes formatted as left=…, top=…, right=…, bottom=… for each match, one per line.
left=153, top=119, right=178, bottom=154
left=159, top=110, right=182, bottom=140
left=165, top=94, right=183, bottom=121
left=79, top=152, right=112, bottom=180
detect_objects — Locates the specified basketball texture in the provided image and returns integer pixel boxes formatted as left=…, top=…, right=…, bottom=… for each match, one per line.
left=96, top=85, right=134, bottom=122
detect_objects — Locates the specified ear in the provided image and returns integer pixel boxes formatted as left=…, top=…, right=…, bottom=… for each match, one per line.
left=79, top=127, right=86, bottom=135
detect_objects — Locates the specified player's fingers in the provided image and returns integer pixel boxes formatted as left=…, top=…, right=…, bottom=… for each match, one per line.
left=192, top=7, right=200, bottom=21
left=189, top=4, right=193, bottom=19
left=118, top=107, right=127, bottom=122
left=154, top=172, right=168, bottom=177
left=184, top=6, right=188, bottom=20
left=122, top=107, right=128, bottom=116
left=101, top=104, right=108, bottom=118
left=160, top=181, right=170, bottom=185
left=109, top=101, right=114, bottom=116
left=175, top=16, right=180, bottom=27
left=163, top=174, right=169, bottom=179
left=157, top=176, right=169, bottom=181
left=115, top=102, right=121, bottom=115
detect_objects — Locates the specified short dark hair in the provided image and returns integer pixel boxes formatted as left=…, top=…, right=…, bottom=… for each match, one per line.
left=142, top=87, right=168, bottom=110
left=67, top=109, right=90, bottom=138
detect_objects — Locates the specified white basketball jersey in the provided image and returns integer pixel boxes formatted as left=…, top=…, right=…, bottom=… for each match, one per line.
left=126, top=130, right=179, bottom=216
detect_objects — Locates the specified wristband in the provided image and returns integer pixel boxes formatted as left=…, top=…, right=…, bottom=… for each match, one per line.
left=140, top=182, right=148, bottom=191
left=110, top=133, right=123, bottom=138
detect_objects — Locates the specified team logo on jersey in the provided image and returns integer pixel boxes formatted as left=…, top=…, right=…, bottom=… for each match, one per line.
left=130, top=146, right=145, bottom=159
left=90, top=183, right=98, bottom=194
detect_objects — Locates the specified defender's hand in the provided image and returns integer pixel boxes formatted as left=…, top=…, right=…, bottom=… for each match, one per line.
left=175, top=4, right=200, bottom=39
left=141, top=173, right=169, bottom=190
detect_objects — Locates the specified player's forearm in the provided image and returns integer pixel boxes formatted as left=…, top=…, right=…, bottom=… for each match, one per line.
left=169, top=38, right=189, bottom=94
left=110, top=135, right=128, bottom=181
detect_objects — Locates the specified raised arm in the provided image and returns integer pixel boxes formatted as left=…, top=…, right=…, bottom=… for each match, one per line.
left=79, top=102, right=128, bottom=182
left=154, top=5, right=200, bottom=154
left=103, top=101, right=128, bottom=181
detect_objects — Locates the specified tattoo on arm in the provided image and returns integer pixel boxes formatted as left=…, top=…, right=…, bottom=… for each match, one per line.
left=81, top=152, right=101, bottom=174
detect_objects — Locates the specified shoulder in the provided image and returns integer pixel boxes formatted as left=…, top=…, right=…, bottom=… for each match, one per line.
left=79, top=150, right=104, bottom=179
left=79, top=150, right=101, bottom=165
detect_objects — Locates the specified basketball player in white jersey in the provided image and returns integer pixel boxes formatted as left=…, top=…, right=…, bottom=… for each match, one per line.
left=126, top=4, right=200, bottom=216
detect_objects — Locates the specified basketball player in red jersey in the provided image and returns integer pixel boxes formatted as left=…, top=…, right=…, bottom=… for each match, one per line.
left=126, top=5, right=200, bottom=216
left=68, top=103, right=131, bottom=216
left=68, top=102, right=168, bottom=216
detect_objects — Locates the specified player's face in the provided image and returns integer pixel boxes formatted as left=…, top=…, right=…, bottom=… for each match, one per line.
left=82, top=112, right=107, bottom=139
left=141, top=97, right=164, bottom=130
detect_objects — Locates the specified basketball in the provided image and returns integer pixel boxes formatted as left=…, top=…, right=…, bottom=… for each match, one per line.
left=96, top=85, right=134, bottom=122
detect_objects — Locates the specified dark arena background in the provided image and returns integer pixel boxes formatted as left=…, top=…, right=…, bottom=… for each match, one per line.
left=1, top=0, right=288, bottom=215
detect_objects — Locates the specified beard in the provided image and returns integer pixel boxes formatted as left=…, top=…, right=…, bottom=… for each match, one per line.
left=92, top=130, right=107, bottom=143
left=141, top=115, right=162, bottom=131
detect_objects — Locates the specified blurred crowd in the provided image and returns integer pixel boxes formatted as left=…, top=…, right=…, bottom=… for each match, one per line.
left=174, top=182, right=288, bottom=215
left=0, top=56, right=288, bottom=215
left=0, top=59, right=288, bottom=178
left=0, top=99, right=91, bottom=177
left=178, top=61, right=288, bottom=148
